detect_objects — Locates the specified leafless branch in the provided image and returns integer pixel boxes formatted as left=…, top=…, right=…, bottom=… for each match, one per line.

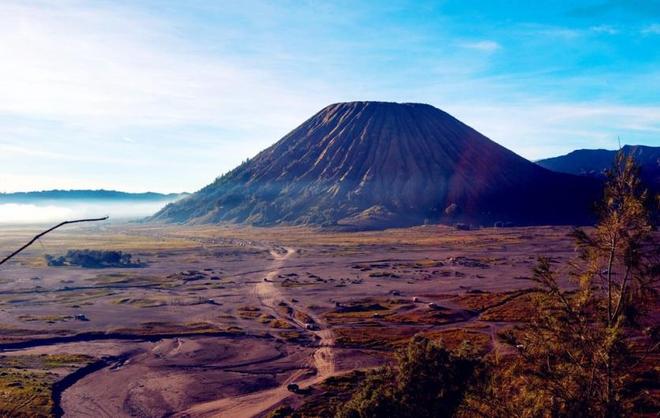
left=0, top=216, right=109, bottom=266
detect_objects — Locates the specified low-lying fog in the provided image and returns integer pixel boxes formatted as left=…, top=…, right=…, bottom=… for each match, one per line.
left=0, top=200, right=168, bottom=224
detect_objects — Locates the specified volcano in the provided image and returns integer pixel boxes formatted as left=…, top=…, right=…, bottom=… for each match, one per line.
left=152, top=101, right=600, bottom=228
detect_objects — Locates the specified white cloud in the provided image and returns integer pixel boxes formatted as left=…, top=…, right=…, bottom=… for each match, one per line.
left=534, top=27, right=582, bottom=39
left=0, top=0, right=333, bottom=193
left=641, top=23, right=660, bottom=35
left=590, top=24, right=619, bottom=34
left=0, top=1, right=316, bottom=133
left=460, top=40, right=501, bottom=52
left=444, top=102, right=660, bottom=160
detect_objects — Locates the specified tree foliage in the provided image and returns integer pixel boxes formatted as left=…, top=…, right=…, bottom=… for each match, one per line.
left=336, top=336, right=480, bottom=418
left=466, top=152, right=659, bottom=417
left=45, top=249, right=142, bottom=268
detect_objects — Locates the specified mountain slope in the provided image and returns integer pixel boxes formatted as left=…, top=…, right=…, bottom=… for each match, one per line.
left=536, top=145, right=659, bottom=191
left=152, top=101, right=600, bottom=228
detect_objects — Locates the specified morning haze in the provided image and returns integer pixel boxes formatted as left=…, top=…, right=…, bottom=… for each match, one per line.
left=0, top=1, right=657, bottom=417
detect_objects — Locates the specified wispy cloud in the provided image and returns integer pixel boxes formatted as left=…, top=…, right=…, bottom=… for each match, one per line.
left=534, top=26, right=583, bottom=40
left=447, top=102, right=660, bottom=159
left=0, top=1, right=657, bottom=193
left=641, top=23, right=660, bottom=34
left=590, top=24, right=619, bottom=34
left=521, top=23, right=623, bottom=40
left=0, top=1, right=317, bottom=133
left=460, top=40, right=501, bottom=52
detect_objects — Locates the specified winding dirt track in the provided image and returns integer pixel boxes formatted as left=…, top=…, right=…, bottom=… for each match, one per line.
left=178, top=247, right=336, bottom=418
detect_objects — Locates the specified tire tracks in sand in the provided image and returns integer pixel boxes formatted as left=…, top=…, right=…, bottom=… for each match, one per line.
left=178, top=247, right=337, bottom=418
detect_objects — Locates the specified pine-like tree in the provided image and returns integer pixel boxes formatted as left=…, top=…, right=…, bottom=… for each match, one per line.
left=469, top=152, right=659, bottom=417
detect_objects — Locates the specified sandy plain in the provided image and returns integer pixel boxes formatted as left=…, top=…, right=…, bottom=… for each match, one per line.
left=0, top=222, right=581, bottom=417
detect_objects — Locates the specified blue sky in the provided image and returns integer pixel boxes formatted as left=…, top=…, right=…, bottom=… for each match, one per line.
left=0, top=0, right=658, bottom=193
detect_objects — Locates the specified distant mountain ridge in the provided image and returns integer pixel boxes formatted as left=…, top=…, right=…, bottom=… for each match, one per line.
left=152, top=101, right=601, bottom=229
left=536, top=145, right=659, bottom=192
left=0, top=190, right=188, bottom=203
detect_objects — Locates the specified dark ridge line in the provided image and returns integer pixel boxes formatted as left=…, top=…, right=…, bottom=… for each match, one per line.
left=51, top=354, right=128, bottom=418
left=0, top=282, right=162, bottom=296
left=0, top=330, right=262, bottom=351
left=223, top=365, right=312, bottom=376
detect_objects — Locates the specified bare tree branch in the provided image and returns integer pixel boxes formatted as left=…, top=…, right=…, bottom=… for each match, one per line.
left=0, top=216, right=109, bottom=266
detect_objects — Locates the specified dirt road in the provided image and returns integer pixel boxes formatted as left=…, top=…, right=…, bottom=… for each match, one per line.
left=179, top=247, right=336, bottom=418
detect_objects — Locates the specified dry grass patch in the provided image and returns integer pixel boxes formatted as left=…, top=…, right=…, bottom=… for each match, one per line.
left=50, top=289, right=116, bottom=305
left=479, top=292, right=537, bottom=322
left=111, top=321, right=225, bottom=336
left=269, top=319, right=295, bottom=329
left=0, top=354, right=93, bottom=370
left=323, top=298, right=415, bottom=326
left=451, top=289, right=533, bottom=312
left=415, top=328, right=492, bottom=355
left=293, top=310, right=313, bottom=323
left=333, top=326, right=418, bottom=349
left=237, top=306, right=262, bottom=320
left=386, top=306, right=474, bottom=326
left=0, top=368, right=55, bottom=417
left=17, top=315, right=73, bottom=324
left=256, top=313, right=276, bottom=323
left=0, top=354, right=94, bottom=417
left=276, top=330, right=305, bottom=342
